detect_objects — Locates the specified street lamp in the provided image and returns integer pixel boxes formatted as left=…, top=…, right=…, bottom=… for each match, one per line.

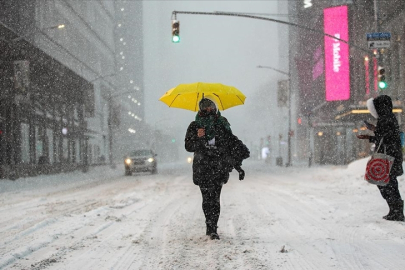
left=257, top=65, right=292, bottom=167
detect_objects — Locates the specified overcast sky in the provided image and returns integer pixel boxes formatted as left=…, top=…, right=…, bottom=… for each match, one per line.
left=143, top=0, right=289, bottom=155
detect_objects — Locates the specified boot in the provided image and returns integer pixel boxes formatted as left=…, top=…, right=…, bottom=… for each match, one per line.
left=383, top=200, right=404, bottom=221
left=383, top=201, right=394, bottom=220
left=209, top=227, right=220, bottom=240
left=206, top=222, right=220, bottom=240
left=206, top=224, right=213, bottom=236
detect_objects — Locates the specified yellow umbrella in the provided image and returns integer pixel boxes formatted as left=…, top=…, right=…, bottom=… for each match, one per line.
left=159, top=82, right=246, bottom=112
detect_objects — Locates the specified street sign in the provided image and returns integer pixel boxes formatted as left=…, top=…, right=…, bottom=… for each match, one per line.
left=331, top=0, right=353, bottom=5
left=366, top=32, right=391, bottom=49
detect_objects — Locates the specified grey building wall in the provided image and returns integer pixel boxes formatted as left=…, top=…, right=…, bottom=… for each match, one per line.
left=33, top=0, right=117, bottom=163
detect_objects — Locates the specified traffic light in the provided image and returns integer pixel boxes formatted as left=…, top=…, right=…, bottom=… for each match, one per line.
left=171, top=20, right=180, bottom=43
left=378, top=66, right=387, bottom=89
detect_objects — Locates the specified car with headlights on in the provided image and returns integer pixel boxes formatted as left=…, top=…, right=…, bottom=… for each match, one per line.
left=124, top=149, right=157, bottom=175
left=187, top=156, right=193, bottom=164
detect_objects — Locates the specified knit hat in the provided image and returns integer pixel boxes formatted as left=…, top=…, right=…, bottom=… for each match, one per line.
left=198, top=98, right=217, bottom=112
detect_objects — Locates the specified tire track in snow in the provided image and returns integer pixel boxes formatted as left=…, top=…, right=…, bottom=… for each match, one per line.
left=0, top=173, right=131, bottom=250
left=54, top=174, right=190, bottom=270
left=127, top=178, right=192, bottom=269
left=0, top=174, right=164, bottom=269
left=48, top=179, right=174, bottom=270
left=244, top=177, right=336, bottom=269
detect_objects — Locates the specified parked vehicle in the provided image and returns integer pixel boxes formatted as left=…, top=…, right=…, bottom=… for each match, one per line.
left=124, top=149, right=157, bottom=175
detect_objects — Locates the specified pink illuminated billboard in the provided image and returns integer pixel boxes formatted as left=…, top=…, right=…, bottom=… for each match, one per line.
left=324, top=5, right=350, bottom=101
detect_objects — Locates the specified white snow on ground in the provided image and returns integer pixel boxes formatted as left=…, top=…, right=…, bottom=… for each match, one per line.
left=1, top=159, right=405, bottom=270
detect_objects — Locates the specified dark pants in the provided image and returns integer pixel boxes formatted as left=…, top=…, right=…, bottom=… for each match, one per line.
left=378, top=175, right=402, bottom=203
left=200, top=183, right=223, bottom=227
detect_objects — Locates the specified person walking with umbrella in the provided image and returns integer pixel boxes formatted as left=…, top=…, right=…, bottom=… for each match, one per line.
left=160, top=82, right=249, bottom=239
left=185, top=96, right=249, bottom=240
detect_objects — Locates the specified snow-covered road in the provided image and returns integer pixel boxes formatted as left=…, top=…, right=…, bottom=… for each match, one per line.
left=1, top=159, right=405, bottom=270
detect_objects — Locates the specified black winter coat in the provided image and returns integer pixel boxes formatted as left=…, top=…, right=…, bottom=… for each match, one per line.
left=185, top=119, right=249, bottom=186
left=369, top=95, right=403, bottom=176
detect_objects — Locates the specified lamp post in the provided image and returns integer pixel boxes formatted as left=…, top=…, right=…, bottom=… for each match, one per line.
left=257, top=65, right=292, bottom=167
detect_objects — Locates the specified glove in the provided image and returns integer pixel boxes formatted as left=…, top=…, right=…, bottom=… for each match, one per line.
left=238, top=169, right=245, bottom=180
left=234, top=165, right=245, bottom=181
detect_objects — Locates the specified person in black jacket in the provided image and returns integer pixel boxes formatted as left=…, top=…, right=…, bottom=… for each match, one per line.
left=357, top=95, right=404, bottom=221
left=185, top=97, right=249, bottom=240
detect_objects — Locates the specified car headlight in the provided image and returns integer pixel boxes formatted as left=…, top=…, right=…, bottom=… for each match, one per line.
left=125, top=158, right=132, bottom=165
left=147, top=158, right=154, bottom=163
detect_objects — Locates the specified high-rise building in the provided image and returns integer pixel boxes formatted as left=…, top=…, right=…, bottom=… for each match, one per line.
left=113, top=0, right=145, bottom=159
left=0, top=0, right=123, bottom=179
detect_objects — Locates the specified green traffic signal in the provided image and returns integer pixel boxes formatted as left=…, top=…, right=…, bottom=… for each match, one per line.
left=172, top=35, right=180, bottom=43
left=378, top=81, right=387, bottom=89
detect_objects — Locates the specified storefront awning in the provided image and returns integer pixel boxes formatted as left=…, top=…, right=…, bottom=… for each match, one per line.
left=335, top=106, right=403, bottom=121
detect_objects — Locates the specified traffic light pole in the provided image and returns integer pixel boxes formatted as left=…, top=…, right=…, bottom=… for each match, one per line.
left=171, top=11, right=371, bottom=54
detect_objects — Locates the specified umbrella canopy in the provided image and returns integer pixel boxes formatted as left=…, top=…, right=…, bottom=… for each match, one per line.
left=159, top=82, right=246, bottom=112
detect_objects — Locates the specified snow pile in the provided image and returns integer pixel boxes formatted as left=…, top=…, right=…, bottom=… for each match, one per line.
left=346, top=157, right=369, bottom=176
left=0, top=165, right=120, bottom=194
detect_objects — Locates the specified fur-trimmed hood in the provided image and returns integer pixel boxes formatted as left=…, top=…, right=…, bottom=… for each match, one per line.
left=366, top=98, right=379, bottom=119
left=367, top=95, right=394, bottom=119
